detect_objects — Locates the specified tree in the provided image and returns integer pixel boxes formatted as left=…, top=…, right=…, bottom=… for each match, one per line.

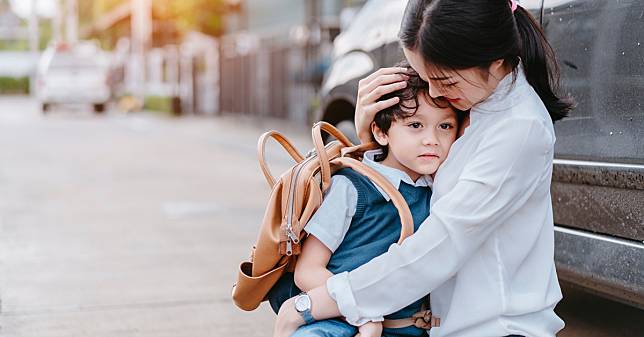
left=80, top=0, right=234, bottom=48
left=159, top=0, right=229, bottom=37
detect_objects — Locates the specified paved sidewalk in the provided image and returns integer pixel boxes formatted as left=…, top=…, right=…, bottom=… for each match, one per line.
left=0, top=97, right=310, bottom=337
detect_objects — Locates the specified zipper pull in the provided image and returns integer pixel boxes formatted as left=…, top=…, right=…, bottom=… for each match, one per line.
left=285, top=239, right=293, bottom=256
left=287, top=228, right=299, bottom=244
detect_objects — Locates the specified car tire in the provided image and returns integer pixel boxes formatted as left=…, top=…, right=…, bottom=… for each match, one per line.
left=93, top=103, right=106, bottom=114
left=42, top=103, right=50, bottom=114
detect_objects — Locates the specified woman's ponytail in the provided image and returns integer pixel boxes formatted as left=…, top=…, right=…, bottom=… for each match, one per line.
left=514, top=6, right=574, bottom=122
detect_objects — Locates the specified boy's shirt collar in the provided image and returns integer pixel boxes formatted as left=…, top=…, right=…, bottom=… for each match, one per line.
left=361, top=149, right=433, bottom=202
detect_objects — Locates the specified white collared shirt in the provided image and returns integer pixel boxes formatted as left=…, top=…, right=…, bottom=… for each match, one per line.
left=326, top=68, right=565, bottom=337
left=305, top=150, right=432, bottom=253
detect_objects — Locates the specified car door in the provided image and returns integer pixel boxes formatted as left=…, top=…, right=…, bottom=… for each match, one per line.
left=541, top=0, right=644, bottom=308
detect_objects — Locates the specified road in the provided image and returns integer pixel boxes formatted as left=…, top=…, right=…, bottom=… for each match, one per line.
left=0, top=96, right=641, bottom=336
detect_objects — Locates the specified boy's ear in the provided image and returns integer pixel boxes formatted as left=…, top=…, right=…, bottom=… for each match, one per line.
left=371, top=122, right=388, bottom=146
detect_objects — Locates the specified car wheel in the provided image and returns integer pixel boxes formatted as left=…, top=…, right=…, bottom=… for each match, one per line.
left=93, top=103, right=106, bottom=114
left=42, top=103, right=50, bottom=114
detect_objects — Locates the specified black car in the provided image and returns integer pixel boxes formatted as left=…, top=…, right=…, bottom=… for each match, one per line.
left=317, top=0, right=643, bottom=309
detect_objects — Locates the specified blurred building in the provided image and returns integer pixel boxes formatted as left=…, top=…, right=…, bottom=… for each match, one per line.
left=0, top=5, right=37, bottom=94
left=226, top=0, right=361, bottom=36
left=80, top=0, right=368, bottom=121
left=0, top=9, right=35, bottom=78
left=220, top=0, right=368, bottom=124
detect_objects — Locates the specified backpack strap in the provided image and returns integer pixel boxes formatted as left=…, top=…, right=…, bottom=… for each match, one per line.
left=257, top=130, right=305, bottom=188
left=312, top=121, right=354, bottom=192
left=340, top=142, right=380, bottom=159
left=331, top=156, right=415, bottom=244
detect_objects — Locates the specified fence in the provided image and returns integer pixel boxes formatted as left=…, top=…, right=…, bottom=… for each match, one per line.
left=119, top=31, right=323, bottom=122
left=218, top=33, right=321, bottom=125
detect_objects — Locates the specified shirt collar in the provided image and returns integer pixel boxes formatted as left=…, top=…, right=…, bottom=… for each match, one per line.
left=361, top=149, right=433, bottom=201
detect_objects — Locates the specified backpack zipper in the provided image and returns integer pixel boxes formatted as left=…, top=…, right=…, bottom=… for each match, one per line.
left=284, top=144, right=332, bottom=255
left=285, top=155, right=312, bottom=255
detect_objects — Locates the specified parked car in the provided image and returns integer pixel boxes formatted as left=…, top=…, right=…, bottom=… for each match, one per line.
left=36, top=41, right=112, bottom=114
left=317, top=0, right=409, bottom=142
left=318, top=0, right=643, bottom=309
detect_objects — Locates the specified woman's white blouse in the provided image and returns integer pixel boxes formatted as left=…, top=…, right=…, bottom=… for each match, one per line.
left=326, top=69, right=565, bottom=337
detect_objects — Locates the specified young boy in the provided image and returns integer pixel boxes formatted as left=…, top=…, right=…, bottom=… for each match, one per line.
left=270, top=67, right=459, bottom=337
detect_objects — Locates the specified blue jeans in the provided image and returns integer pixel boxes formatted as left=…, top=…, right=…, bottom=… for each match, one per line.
left=291, top=319, right=430, bottom=337
left=269, top=274, right=427, bottom=336
left=291, top=319, right=357, bottom=337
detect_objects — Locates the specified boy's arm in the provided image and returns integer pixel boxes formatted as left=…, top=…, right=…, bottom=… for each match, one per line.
left=295, top=174, right=356, bottom=291
left=296, top=236, right=385, bottom=335
left=294, top=235, right=333, bottom=291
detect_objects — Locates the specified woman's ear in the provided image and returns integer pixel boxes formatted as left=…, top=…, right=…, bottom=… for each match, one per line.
left=489, top=59, right=507, bottom=77
left=371, top=122, right=388, bottom=146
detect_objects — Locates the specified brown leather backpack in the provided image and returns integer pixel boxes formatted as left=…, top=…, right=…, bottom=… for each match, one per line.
left=231, top=122, right=416, bottom=311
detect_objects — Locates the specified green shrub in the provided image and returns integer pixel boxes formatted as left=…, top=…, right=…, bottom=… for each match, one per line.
left=144, top=95, right=182, bottom=116
left=0, top=77, right=30, bottom=94
left=144, top=95, right=172, bottom=114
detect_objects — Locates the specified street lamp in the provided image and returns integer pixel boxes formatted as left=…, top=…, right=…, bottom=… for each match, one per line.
left=131, top=0, right=152, bottom=107
left=28, top=0, right=38, bottom=52
left=28, top=0, right=39, bottom=95
left=65, top=0, right=77, bottom=44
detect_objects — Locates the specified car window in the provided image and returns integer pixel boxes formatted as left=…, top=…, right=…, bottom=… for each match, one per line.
left=338, top=0, right=407, bottom=53
left=543, top=0, right=644, bottom=164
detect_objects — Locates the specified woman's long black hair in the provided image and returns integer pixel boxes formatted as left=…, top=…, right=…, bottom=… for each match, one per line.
left=399, top=0, right=574, bottom=121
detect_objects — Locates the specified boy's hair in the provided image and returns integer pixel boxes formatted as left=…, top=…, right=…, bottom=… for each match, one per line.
left=374, top=64, right=430, bottom=134
left=373, top=61, right=460, bottom=160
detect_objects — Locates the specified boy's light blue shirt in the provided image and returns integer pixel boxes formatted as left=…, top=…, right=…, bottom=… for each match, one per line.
left=304, top=149, right=433, bottom=253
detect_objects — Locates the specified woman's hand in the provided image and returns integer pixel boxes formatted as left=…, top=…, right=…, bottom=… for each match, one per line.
left=355, top=67, right=410, bottom=144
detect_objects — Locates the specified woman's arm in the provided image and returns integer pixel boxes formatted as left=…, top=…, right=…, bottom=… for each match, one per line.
left=274, top=117, right=553, bottom=335
left=294, top=236, right=333, bottom=291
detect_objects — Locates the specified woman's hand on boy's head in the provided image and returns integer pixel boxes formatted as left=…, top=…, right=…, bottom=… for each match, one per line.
left=355, top=67, right=410, bottom=144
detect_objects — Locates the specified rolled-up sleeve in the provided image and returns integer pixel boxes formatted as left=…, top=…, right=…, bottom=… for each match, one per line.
left=327, top=118, right=553, bottom=325
left=305, top=175, right=357, bottom=252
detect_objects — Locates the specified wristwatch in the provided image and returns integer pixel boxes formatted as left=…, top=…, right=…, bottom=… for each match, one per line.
left=294, top=292, right=316, bottom=325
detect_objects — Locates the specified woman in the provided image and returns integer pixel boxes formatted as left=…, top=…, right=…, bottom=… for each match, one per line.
left=275, top=0, right=574, bottom=336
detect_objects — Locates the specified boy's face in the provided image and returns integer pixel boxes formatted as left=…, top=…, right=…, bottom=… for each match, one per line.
left=372, top=94, right=458, bottom=181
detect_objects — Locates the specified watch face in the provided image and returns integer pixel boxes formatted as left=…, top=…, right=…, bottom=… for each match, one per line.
left=295, top=294, right=311, bottom=312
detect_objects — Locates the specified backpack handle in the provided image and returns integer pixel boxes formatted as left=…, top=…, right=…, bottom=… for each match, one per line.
left=257, top=130, right=305, bottom=187
left=312, top=121, right=354, bottom=192
left=332, top=157, right=415, bottom=244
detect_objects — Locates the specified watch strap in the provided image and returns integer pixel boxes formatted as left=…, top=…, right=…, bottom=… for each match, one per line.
left=299, top=307, right=316, bottom=325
